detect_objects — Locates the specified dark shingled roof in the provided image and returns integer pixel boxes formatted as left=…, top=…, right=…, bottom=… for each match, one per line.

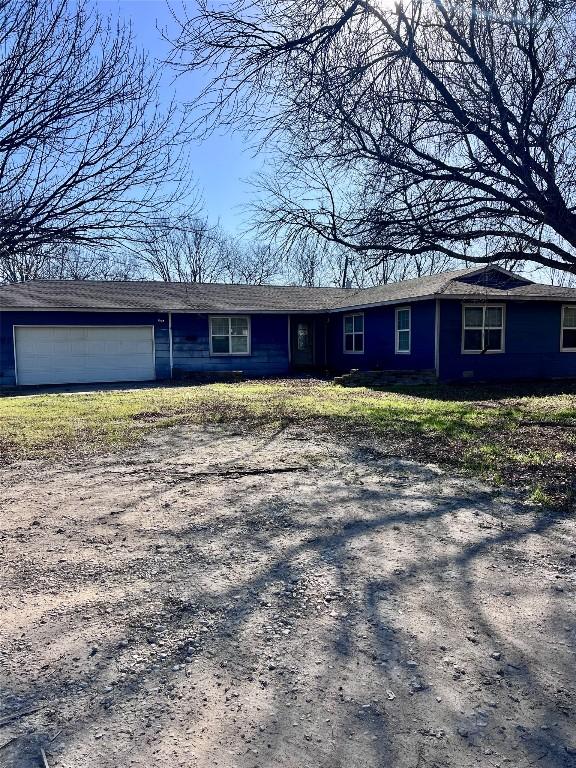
left=0, top=279, right=354, bottom=312
left=440, top=279, right=576, bottom=299
left=1, top=267, right=575, bottom=312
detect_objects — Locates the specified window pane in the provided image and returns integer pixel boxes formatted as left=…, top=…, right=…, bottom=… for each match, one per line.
left=353, top=315, right=363, bottom=332
left=353, top=333, right=363, bottom=352
left=464, top=307, right=483, bottom=327
left=231, top=335, right=248, bottom=353
left=230, top=317, right=248, bottom=336
left=485, top=329, right=502, bottom=350
left=563, top=329, right=576, bottom=349
left=344, top=316, right=353, bottom=334
left=564, top=307, right=576, bottom=328
left=297, top=323, right=309, bottom=351
left=212, top=335, right=230, bottom=354
left=397, top=329, right=410, bottom=351
left=344, top=333, right=354, bottom=351
left=211, top=317, right=229, bottom=336
left=464, top=329, right=482, bottom=350
left=485, top=307, right=503, bottom=328
left=397, top=309, right=410, bottom=331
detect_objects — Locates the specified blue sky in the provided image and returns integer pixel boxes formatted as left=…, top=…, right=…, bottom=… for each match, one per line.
left=98, top=0, right=262, bottom=234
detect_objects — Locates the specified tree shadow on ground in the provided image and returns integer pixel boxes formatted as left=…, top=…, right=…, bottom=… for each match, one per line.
left=371, top=379, right=576, bottom=403
left=1, top=429, right=575, bottom=767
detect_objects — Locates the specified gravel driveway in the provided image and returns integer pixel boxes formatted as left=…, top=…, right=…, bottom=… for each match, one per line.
left=1, top=424, right=575, bottom=768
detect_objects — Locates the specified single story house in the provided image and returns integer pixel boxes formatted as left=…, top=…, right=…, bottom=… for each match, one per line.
left=1, top=266, right=576, bottom=387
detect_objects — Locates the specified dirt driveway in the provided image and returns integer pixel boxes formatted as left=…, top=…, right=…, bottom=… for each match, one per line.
left=1, top=424, right=575, bottom=768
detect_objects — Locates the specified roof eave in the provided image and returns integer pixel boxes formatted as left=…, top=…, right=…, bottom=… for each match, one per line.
left=2, top=290, right=576, bottom=314
left=0, top=305, right=332, bottom=313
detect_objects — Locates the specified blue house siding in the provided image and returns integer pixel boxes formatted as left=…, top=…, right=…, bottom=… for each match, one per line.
left=2, top=294, right=576, bottom=386
left=171, top=313, right=290, bottom=376
left=312, top=316, right=328, bottom=367
left=438, top=300, right=576, bottom=381
left=326, top=300, right=437, bottom=373
left=0, top=311, right=171, bottom=386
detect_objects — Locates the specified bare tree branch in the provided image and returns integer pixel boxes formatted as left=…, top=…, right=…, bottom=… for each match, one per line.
left=0, top=0, right=192, bottom=277
left=171, top=0, right=576, bottom=275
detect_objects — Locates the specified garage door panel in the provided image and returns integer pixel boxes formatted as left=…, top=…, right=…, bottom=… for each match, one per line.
left=15, top=326, right=156, bottom=385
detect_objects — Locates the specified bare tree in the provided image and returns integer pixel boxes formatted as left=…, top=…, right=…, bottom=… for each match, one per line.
left=285, top=243, right=327, bottom=287
left=0, top=245, right=141, bottom=282
left=252, top=160, right=459, bottom=285
left=221, top=239, right=283, bottom=284
left=136, top=216, right=283, bottom=285
left=0, top=0, right=190, bottom=278
left=172, top=0, right=576, bottom=276
left=47, top=249, right=142, bottom=281
left=138, top=217, right=227, bottom=282
left=545, top=268, right=576, bottom=287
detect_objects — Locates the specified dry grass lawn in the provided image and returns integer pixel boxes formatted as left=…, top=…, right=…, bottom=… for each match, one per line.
left=1, top=378, right=576, bottom=507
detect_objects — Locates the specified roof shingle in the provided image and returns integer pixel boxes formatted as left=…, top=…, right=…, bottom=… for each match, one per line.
left=1, top=267, right=575, bottom=313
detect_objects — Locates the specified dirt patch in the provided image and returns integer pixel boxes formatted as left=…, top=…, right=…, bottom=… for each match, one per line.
left=0, top=424, right=575, bottom=767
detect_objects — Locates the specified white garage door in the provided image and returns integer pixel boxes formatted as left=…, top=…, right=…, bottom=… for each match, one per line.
left=14, top=325, right=156, bottom=386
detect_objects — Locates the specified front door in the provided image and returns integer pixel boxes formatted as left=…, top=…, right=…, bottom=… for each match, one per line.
left=291, top=318, right=314, bottom=367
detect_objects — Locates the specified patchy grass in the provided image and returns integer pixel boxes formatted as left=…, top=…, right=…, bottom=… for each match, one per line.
left=1, top=378, right=575, bottom=508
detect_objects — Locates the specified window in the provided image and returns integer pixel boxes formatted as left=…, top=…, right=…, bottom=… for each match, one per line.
left=462, top=305, right=504, bottom=353
left=297, top=323, right=310, bottom=351
left=395, top=307, right=411, bottom=354
left=210, top=316, right=250, bottom=355
left=561, top=305, right=576, bottom=351
left=343, top=313, right=364, bottom=353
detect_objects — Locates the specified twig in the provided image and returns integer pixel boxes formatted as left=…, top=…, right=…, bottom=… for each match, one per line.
left=167, top=466, right=309, bottom=483
left=40, top=747, right=50, bottom=768
left=0, top=736, right=18, bottom=751
left=0, top=707, right=41, bottom=728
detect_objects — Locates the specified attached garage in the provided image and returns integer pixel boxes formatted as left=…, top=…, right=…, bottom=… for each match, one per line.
left=14, top=325, right=156, bottom=386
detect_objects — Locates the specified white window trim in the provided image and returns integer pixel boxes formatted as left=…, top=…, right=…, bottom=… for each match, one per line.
left=209, top=315, right=251, bottom=356
left=343, top=312, right=364, bottom=354
left=395, top=306, right=411, bottom=354
left=561, top=304, right=576, bottom=352
left=461, top=303, right=505, bottom=354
